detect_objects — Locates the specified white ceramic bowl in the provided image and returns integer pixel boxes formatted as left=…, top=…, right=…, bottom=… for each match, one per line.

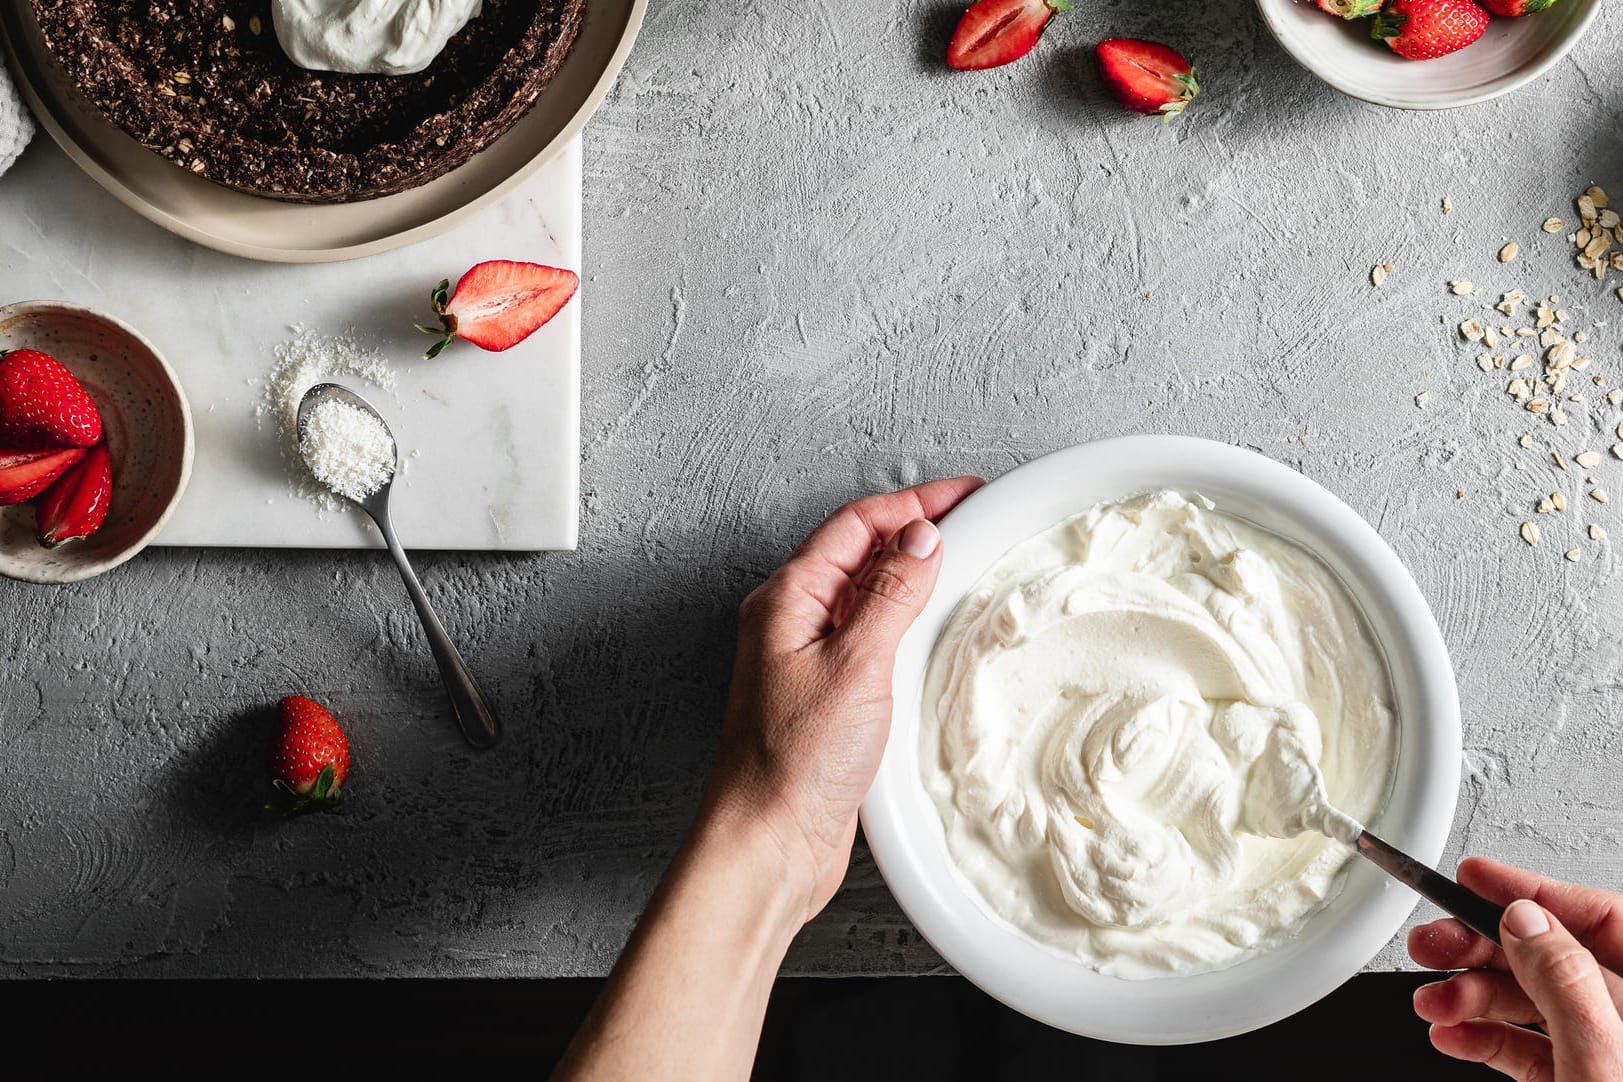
left=0, top=301, right=194, bottom=584
left=1256, top=0, right=1600, bottom=110
left=862, top=436, right=1460, bottom=1044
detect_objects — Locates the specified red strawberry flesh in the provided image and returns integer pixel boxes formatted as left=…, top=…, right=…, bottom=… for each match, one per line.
left=0, top=349, right=102, bottom=449
left=36, top=443, right=112, bottom=548
left=424, top=260, right=580, bottom=359
left=0, top=446, right=88, bottom=506
left=947, top=0, right=1068, bottom=71
left=1096, top=39, right=1200, bottom=120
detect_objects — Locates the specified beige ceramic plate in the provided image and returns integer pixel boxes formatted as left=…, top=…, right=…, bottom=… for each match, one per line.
left=0, top=301, right=194, bottom=585
left=0, top=0, right=644, bottom=262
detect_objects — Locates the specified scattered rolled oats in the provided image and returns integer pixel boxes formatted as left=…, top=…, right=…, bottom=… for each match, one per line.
left=1566, top=548, right=1582, bottom=562
left=1538, top=496, right=1555, bottom=513
left=1371, top=265, right=1387, bottom=287
left=1527, top=398, right=1550, bottom=413
left=1553, top=491, right=1569, bottom=510
left=1544, top=217, right=1565, bottom=233
left=1522, top=521, right=1541, bottom=545
left=1520, top=434, right=1535, bottom=448
left=1461, top=319, right=1485, bottom=342
left=1449, top=280, right=1474, bottom=295
left=1592, top=524, right=1607, bottom=540
left=1593, top=489, right=1610, bottom=503
left=1510, top=354, right=1533, bottom=371
left=1576, top=451, right=1603, bottom=468
left=1415, top=390, right=1433, bottom=408
left=1589, top=185, right=1610, bottom=209
left=1443, top=196, right=1453, bottom=214
left=1499, top=242, right=1520, bottom=263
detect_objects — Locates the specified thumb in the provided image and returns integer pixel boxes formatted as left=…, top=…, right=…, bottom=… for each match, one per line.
left=836, top=519, right=943, bottom=656
left=1502, top=898, right=1623, bottom=1076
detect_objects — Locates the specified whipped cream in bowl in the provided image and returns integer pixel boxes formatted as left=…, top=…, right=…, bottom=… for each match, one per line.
left=862, top=437, right=1459, bottom=1043
left=273, top=0, right=484, bottom=76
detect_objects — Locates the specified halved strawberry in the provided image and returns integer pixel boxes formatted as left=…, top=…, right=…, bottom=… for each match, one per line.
left=1095, top=39, right=1200, bottom=121
left=35, top=443, right=112, bottom=548
left=419, top=260, right=580, bottom=359
left=0, top=446, right=88, bottom=506
left=946, top=0, right=1072, bottom=71
left=0, top=349, right=102, bottom=449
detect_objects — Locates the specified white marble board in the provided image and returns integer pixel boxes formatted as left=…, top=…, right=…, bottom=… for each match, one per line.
left=0, top=137, right=582, bottom=552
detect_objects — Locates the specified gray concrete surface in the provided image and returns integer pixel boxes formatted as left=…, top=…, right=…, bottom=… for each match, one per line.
left=4, top=0, right=1623, bottom=979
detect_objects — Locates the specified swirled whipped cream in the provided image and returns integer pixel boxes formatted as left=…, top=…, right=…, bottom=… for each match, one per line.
left=921, top=491, right=1394, bottom=979
left=272, top=0, right=483, bottom=76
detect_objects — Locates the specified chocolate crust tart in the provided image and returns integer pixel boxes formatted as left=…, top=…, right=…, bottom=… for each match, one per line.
left=27, top=0, right=585, bottom=203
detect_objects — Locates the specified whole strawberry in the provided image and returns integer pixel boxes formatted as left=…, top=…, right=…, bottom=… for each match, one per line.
left=0, top=349, right=102, bottom=449
left=420, top=260, right=580, bottom=359
left=946, top=0, right=1072, bottom=71
left=1095, top=39, right=1200, bottom=121
left=272, top=695, right=351, bottom=812
left=1309, top=0, right=1384, bottom=15
left=1372, top=0, right=1489, bottom=59
left=1481, top=0, right=1555, bottom=12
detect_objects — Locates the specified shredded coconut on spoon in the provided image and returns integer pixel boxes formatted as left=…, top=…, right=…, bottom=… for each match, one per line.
left=299, top=399, right=395, bottom=503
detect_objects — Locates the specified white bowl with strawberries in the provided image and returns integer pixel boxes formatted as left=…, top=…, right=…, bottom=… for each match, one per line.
left=0, top=301, right=193, bottom=584
left=1259, top=0, right=1601, bottom=109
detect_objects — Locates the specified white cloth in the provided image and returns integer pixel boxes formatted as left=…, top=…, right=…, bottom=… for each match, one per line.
left=0, top=53, right=34, bottom=177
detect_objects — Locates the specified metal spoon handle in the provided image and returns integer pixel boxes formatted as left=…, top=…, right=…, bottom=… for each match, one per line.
left=1357, top=830, right=1504, bottom=946
left=375, top=509, right=501, bottom=749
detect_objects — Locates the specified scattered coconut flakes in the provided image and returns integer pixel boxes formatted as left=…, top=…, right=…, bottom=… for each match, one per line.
left=1522, top=521, right=1541, bottom=546
left=1499, top=242, right=1520, bottom=263
left=260, top=326, right=398, bottom=512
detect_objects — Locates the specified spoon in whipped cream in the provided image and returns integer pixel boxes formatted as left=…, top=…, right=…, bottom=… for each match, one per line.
left=1256, top=725, right=1506, bottom=946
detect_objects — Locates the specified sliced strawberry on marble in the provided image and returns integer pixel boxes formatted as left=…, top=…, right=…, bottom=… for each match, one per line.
left=35, top=443, right=112, bottom=548
left=0, top=446, right=88, bottom=506
left=419, top=260, right=580, bottom=359
left=0, top=348, right=102, bottom=449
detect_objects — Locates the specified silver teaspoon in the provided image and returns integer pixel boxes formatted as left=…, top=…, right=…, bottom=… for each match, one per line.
left=296, top=383, right=500, bottom=749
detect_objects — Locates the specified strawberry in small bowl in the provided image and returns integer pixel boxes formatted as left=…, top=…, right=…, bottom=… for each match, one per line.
left=0, top=302, right=193, bottom=584
left=1256, top=0, right=1599, bottom=108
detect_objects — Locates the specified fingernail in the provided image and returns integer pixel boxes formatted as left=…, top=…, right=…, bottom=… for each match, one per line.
left=897, top=519, right=940, bottom=559
left=1504, top=899, right=1550, bottom=939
